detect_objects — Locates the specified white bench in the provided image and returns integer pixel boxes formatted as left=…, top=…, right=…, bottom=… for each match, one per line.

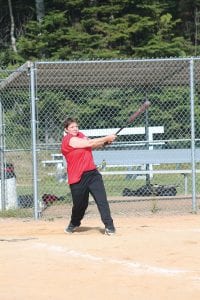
left=94, top=148, right=200, bottom=195
left=93, top=148, right=200, bottom=165
left=42, top=126, right=164, bottom=170
left=41, top=125, right=200, bottom=195
left=42, top=148, right=199, bottom=194
left=83, top=125, right=164, bottom=175
left=51, top=153, right=64, bottom=160
left=82, top=126, right=164, bottom=147
left=42, top=159, right=63, bottom=168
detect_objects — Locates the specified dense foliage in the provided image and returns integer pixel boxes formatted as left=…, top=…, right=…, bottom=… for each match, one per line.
left=1, top=0, right=200, bottom=67
left=1, top=1, right=200, bottom=148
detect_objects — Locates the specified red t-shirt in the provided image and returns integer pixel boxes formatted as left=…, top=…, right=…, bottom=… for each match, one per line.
left=61, top=132, right=96, bottom=184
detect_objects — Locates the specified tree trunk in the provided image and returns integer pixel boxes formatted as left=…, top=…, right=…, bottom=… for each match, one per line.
left=35, top=0, right=45, bottom=22
left=8, top=0, right=17, bottom=53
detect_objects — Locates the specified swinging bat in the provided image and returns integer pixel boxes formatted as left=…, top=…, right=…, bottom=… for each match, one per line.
left=115, top=101, right=151, bottom=135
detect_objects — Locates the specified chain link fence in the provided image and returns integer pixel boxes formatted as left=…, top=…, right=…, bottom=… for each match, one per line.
left=0, top=58, right=200, bottom=219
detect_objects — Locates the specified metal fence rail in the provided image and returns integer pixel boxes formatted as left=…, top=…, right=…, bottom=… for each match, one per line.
left=0, top=58, right=200, bottom=218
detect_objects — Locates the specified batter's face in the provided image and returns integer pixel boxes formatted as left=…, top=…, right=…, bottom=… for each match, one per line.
left=66, top=122, right=79, bottom=136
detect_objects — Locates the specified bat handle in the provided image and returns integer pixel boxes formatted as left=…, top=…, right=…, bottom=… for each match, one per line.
left=115, top=128, right=123, bottom=135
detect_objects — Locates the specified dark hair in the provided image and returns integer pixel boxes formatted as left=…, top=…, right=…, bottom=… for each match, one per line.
left=63, top=117, right=78, bottom=129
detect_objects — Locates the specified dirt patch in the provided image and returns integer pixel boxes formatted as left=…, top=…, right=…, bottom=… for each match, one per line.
left=40, top=195, right=195, bottom=219
left=1, top=215, right=200, bottom=299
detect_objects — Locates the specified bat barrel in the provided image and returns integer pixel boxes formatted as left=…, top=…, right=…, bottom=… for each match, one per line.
left=114, top=101, right=151, bottom=136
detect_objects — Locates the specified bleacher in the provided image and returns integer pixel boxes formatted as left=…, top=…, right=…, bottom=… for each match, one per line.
left=41, top=126, right=200, bottom=194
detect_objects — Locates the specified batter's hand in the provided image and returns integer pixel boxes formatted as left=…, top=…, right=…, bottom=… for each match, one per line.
left=104, top=134, right=117, bottom=145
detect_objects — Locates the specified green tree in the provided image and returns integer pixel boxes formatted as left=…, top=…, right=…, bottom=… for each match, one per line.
left=170, top=0, right=200, bottom=55
left=134, top=13, right=188, bottom=57
left=1, top=0, right=191, bottom=64
left=0, top=0, right=198, bottom=66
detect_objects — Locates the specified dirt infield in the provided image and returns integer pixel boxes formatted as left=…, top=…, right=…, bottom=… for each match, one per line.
left=1, top=215, right=200, bottom=300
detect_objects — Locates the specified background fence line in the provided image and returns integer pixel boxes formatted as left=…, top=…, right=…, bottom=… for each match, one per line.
left=0, top=57, right=200, bottom=218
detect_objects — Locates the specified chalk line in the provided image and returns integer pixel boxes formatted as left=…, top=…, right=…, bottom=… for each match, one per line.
left=33, top=242, right=192, bottom=277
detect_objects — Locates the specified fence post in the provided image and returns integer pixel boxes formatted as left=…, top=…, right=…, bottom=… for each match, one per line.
left=30, top=62, right=39, bottom=219
left=190, top=58, right=197, bottom=212
left=0, top=100, right=5, bottom=210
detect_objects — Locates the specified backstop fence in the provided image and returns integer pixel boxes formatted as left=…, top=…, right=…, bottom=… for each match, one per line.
left=0, top=58, right=200, bottom=219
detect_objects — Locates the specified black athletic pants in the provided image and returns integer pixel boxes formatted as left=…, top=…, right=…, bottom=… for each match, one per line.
left=69, top=169, right=114, bottom=229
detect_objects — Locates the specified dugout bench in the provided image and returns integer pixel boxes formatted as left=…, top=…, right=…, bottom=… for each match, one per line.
left=41, top=125, right=164, bottom=170
left=93, top=148, right=200, bottom=195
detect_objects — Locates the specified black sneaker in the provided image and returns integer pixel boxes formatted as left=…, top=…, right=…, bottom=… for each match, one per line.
left=64, top=222, right=78, bottom=234
left=105, top=227, right=116, bottom=236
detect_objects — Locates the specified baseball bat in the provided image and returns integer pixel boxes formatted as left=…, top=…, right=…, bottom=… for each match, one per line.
left=115, top=101, right=151, bottom=135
